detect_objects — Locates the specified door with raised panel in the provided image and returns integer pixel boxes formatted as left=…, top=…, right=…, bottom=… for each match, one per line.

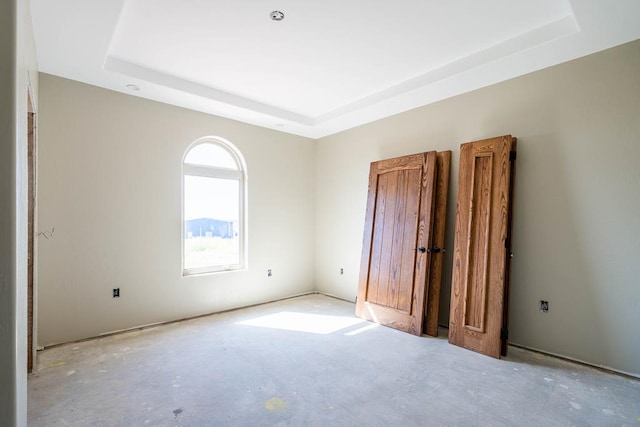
left=356, top=152, right=438, bottom=336
left=449, top=135, right=517, bottom=358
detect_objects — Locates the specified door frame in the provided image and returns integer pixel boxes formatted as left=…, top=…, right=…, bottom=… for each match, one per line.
left=27, top=88, right=36, bottom=373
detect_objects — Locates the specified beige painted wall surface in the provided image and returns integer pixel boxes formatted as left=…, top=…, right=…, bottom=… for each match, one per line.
left=315, top=40, right=640, bottom=375
left=1, top=0, right=38, bottom=424
left=37, top=74, right=315, bottom=346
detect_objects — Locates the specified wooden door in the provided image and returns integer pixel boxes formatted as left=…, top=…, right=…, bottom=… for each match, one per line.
left=356, top=152, right=438, bottom=336
left=423, top=151, right=451, bottom=337
left=449, top=135, right=516, bottom=358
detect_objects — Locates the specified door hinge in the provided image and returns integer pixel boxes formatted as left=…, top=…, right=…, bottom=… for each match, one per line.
left=504, top=237, right=511, bottom=249
left=509, top=151, right=517, bottom=161
left=500, top=328, right=509, bottom=341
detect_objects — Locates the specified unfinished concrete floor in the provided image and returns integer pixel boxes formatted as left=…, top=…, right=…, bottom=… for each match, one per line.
left=29, top=294, right=640, bottom=426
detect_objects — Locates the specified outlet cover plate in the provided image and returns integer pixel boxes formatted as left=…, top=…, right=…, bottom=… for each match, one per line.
left=540, top=300, right=549, bottom=312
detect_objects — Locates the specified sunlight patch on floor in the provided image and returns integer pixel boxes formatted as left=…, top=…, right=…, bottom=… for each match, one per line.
left=236, top=311, right=365, bottom=334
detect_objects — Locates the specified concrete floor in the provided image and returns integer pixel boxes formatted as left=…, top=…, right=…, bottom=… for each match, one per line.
left=29, top=294, right=640, bottom=426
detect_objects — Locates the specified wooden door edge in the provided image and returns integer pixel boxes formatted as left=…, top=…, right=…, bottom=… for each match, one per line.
left=424, top=150, right=451, bottom=337
left=500, top=137, right=517, bottom=357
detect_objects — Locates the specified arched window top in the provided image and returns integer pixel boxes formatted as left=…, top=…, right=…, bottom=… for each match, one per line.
left=184, top=139, right=241, bottom=170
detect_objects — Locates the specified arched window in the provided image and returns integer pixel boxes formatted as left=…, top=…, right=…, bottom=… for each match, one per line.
left=182, top=137, right=247, bottom=275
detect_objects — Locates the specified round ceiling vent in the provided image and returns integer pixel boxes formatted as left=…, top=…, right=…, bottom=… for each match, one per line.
left=270, top=10, right=284, bottom=21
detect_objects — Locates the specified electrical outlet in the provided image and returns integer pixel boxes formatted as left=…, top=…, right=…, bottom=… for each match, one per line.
left=340, top=268, right=344, bottom=275
left=540, top=300, right=549, bottom=312
left=267, top=269, right=272, bottom=277
left=113, top=288, right=120, bottom=298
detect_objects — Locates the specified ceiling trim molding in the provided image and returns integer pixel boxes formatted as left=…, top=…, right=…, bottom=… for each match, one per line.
left=315, top=15, right=579, bottom=124
left=104, top=56, right=315, bottom=125
left=104, top=15, right=578, bottom=129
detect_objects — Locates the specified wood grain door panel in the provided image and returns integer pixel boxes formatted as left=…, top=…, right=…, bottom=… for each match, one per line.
left=356, top=152, right=438, bottom=336
left=449, top=135, right=516, bottom=358
left=424, top=151, right=451, bottom=337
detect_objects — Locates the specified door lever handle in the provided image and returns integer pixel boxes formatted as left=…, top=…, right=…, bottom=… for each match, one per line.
left=414, top=246, right=441, bottom=254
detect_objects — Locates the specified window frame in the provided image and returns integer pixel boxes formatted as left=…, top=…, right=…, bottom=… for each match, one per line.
left=182, top=137, right=247, bottom=276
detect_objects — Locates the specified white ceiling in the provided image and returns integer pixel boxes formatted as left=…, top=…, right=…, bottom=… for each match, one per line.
left=31, top=0, right=640, bottom=139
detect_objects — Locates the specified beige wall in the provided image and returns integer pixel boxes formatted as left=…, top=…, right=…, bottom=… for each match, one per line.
left=1, top=0, right=38, bottom=424
left=37, top=74, right=315, bottom=346
left=316, top=40, right=640, bottom=376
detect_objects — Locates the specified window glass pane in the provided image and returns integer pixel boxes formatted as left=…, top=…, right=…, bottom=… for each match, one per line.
left=184, top=175, right=240, bottom=269
left=184, top=143, right=238, bottom=169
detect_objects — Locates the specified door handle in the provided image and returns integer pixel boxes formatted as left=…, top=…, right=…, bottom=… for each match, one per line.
left=414, top=246, right=441, bottom=254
